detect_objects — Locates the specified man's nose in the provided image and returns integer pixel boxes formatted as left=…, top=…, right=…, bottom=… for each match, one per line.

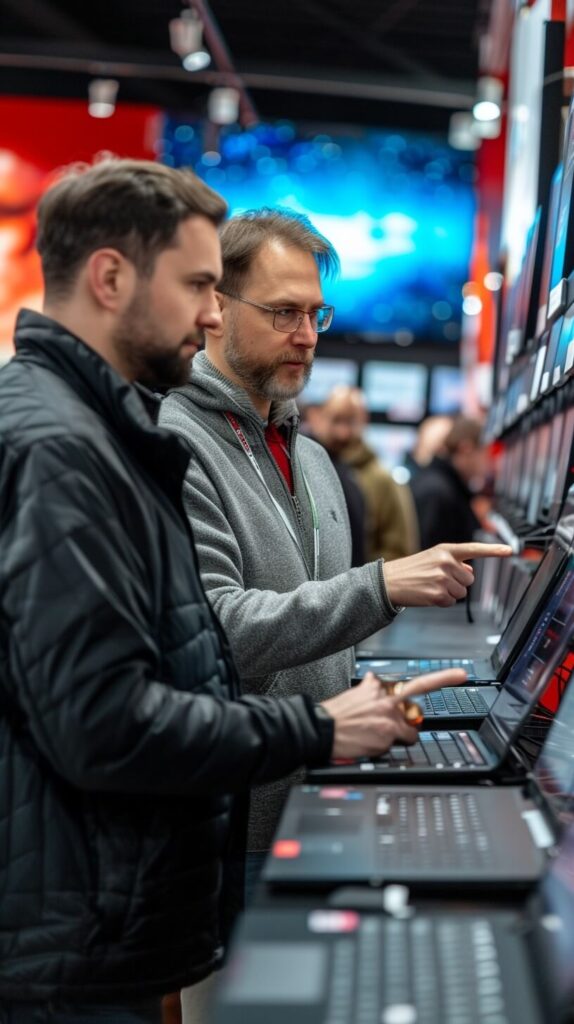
left=291, top=313, right=318, bottom=347
left=199, top=293, right=223, bottom=331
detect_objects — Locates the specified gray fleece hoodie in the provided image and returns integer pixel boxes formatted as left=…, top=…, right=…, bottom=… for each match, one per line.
left=159, top=352, right=396, bottom=850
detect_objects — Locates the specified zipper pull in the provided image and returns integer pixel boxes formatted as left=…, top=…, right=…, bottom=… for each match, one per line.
left=292, top=494, right=303, bottom=526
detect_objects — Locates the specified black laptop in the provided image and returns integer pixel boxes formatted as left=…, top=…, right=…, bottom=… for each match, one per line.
left=354, top=516, right=572, bottom=690
left=309, top=552, right=574, bottom=784
left=265, top=664, right=574, bottom=892
left=214, top=826, right=574, bottom=1024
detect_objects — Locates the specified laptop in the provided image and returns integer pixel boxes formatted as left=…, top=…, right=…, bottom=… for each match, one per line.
left=351, top=512, right=568, bottom=712
left=265, top=659, right=574, bottom=892
left=309, top=552, right=574, bottom=784
left=214, top=826, right=574, bottom=1024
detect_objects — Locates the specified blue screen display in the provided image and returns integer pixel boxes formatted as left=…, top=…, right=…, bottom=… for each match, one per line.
left=162, top=119, right=475, bottom=342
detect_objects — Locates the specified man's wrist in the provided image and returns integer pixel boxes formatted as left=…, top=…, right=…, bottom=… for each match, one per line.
left=378, top=558, right=405, bottom=617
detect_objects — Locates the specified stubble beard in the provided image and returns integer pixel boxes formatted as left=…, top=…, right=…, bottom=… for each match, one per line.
left=112, top=287, right=202, bottom=390
left=223, top=328, right=313, bottom=403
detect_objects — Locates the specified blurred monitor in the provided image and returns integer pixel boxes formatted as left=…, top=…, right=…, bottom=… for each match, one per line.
left=428, top=365, right=464, bottom=414
left=555, top=302, right=574, bottom=385
left=509, top=208, right=542, bottom=358
left=362, top=424, right=418, bottom=472
left=165, top=119, right=475, bottom=342
left=540, top=411, right=566, bottom=521
left=549, top=406, right=574, bottom=523
left=530, top=330, right=550, bottom=403
left=537, top=164, right=563, bottom=336
left=300, top=357, right=359, bottom=405
left=362, top=361, right=427, bottom=421
left=517, top=430, right=538, bottom=512
left=548, top=98, right=574, bottom=319
left=526, top=421, right=552, bottom=526
left=540, top=317, right=564, bottom=395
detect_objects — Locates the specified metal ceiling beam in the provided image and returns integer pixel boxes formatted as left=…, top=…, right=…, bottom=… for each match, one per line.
left=186, top=0, right=258, bottom=125
left=0, top=48, right=474, bottom=108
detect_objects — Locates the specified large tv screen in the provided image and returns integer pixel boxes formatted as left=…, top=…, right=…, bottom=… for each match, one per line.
left=164, top=118, right=475, bottom=342
left=362, top=360, right=428, bottom=421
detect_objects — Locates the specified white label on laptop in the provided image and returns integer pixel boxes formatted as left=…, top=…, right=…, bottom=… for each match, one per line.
left=517, top=393, right=528, bottom=415
left=541, top=371, right=550, bottom=393
left=522, top=809, right=554, bottom=849
left=487, top=635, right=501, bottom=645
left=553, top=365, right=562, bottom=386
left=567, top=339, right=574, bottom=373
left=548, top=280, right=565, bottom=319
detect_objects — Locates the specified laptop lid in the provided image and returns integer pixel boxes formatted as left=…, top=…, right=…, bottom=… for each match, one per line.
left=530, top=821, right=574, bottom=1022
left=533, top=657, right=574, bottom=824
left=480, top=552, right=574, bottom=758
left=490, top=515, right=572, bottom=676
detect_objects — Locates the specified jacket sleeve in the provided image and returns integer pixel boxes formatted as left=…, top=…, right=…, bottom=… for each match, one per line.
left=181, top=449, right=397, bottom=677
left=0, top=438, right=333, bottom=796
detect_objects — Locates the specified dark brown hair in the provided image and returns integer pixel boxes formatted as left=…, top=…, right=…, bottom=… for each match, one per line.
left=37, top=158, right=227, bottom=300
left=218, top=207, right=339, bottom=295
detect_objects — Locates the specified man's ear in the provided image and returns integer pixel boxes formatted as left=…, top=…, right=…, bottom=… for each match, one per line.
left=207, top=290, right=228, bottom=339
left=85, top=249, right=135, bottom=312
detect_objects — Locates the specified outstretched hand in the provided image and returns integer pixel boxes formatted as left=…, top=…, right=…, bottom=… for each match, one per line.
left=383, top=542, right=512, bottom=608
left=321, top=668, right=467, bottom=760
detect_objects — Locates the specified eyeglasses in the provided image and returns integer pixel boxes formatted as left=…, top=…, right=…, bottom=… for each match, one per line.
left=221, top=292, right=335, bottom=333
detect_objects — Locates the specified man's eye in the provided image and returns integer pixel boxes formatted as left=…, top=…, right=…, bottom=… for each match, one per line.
left=275, top=308, right=294, bottom=318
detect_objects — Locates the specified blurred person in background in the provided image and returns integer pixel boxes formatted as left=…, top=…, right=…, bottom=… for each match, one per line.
left=405, top=413, right=454, bottom=479
left=410, top=415, right=488, bottom=549
left=306, top=384, right=417, bottom=560
left=300, top=396, right=366, bottom=566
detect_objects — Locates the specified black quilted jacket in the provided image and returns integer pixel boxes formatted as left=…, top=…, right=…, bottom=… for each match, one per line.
left=0, top=310, right=333, bottom=1003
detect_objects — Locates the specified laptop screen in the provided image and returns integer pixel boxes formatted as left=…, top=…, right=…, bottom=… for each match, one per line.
left=485, top=554, right=574, bottom=747
left=538, top=822, right=574, bottom=1017
left=493, top=529, right=570, bottom=675
left=535, top=660, right=574, bottom=819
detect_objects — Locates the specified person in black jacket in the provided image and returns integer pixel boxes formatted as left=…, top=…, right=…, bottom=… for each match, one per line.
left=0, top=159, right=463, bottom=1024
left=410, top=416, right=486, bottom=549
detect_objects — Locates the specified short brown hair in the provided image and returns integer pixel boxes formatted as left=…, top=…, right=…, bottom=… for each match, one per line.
left=218, top=207, right=339, bottom=295
left=444, top=416, right=483, bottom=454
left=37, top=158, right=228, bottom=300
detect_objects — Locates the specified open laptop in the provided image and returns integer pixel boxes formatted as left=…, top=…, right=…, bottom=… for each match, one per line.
left=354, top=513, right=572, bottom=691
left=309, top=552, right=574, bottom=784
left=215, top=826, right=574, bottom=1024
left=265, top=656, right=574, bottom=892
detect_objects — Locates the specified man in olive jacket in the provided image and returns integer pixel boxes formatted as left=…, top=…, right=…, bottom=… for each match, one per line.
left=0, top=160, right=452, bottom=1022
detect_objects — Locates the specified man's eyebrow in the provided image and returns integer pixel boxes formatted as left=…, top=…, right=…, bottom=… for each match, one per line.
left=186, top=272, right=220, bottom=284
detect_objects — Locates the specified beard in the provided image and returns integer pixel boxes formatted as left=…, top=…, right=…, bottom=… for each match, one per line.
left=112, top=287, right=202, bottom=390
left=223, top=329, right=313, bottom=403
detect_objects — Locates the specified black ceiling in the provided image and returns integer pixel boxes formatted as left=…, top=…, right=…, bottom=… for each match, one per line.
left=0, top=0, right=487, bottom=133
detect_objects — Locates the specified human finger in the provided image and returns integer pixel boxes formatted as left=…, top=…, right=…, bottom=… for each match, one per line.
left=444, top=542, right=513, bottom=561
left=389, top=668, right=468, bottom=700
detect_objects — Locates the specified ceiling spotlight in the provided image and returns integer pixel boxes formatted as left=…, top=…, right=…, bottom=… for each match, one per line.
left=473, top=76, right=503, bottom=123
left=169, top=9, right=211, bottom=72
left=448, top=112, right=479, bottom=151
left=88, top=78, right=119, bottom=119
left=208, top=87, right=240, bottom=126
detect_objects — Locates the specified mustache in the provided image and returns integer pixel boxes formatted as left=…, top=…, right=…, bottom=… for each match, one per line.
left=181, top=330, right=205, bottom=348
left=278, top=354, right=314, bottom=366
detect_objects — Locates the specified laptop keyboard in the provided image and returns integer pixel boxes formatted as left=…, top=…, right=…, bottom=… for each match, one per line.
left=422, top=688, right=489, bottom=716
left=326, top=915, right=513, bottom=1024
left=375, top=791, right=491, bottom=870
left=363, top=731, right=488, bottom=769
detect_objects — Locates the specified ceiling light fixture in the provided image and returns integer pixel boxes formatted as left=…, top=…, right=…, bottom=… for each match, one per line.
left=169, top=9, right=211, bottom=71
left=208, top=87, right=240, bottom=125
left=473, top=76, right=503, bottom=123
left=88, top=78, right=119, bottom=118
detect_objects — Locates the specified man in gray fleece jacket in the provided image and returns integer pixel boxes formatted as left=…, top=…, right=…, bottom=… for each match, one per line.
left=159, top=208, right=509, bottom=872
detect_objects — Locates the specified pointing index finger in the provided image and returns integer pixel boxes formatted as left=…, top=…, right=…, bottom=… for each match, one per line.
left=389, top=668, right=468, bottom=701
left=444, top=542, right=513, bottom=561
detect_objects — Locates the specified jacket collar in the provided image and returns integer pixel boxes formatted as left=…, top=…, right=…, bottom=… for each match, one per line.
left=175, top=350, right=300, bottom=430
left=14, top=308, right=191, bottom=497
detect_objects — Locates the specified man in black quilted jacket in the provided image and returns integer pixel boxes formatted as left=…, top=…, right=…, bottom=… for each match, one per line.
left=0, top=160, right=462, bottom=1023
